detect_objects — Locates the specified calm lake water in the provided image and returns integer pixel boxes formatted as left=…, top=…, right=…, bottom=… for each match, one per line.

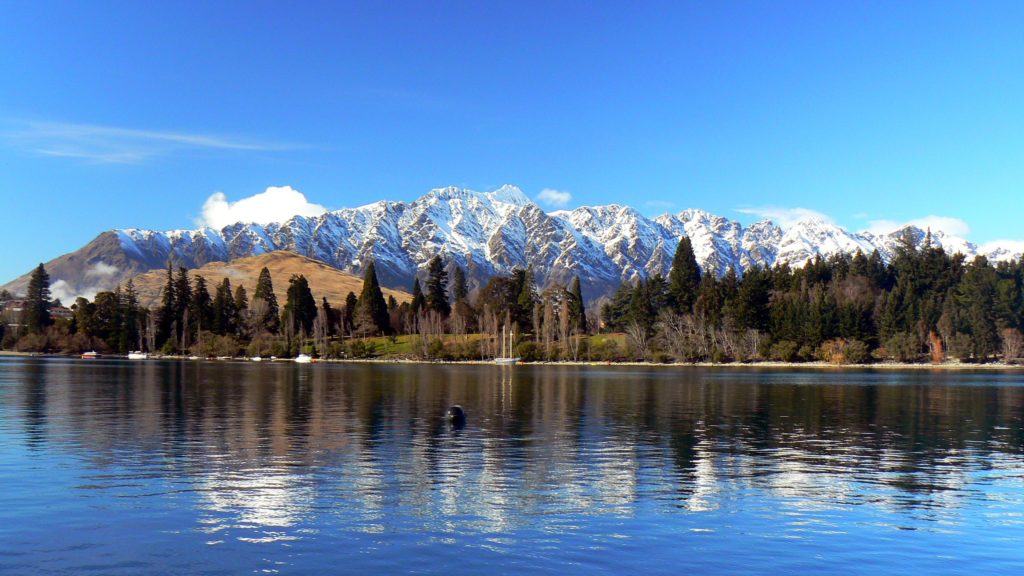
left=1, top=358, right=1023, bottom=575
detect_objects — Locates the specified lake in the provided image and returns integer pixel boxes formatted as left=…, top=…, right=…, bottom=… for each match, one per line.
left=1, top=358, right=1023, bottom=575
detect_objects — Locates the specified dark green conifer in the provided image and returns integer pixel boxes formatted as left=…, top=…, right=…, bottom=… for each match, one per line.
left=121, top=279, right=140, bottom=351
left=451, top=265, right=468, bottom=303
left=425, top=256, right=450, bottom=316
left=410, top=278, right=425, bottom=316
left=569, top=276, right=587, bottom=333
left=343, top=291, right=358, bottom=334
left=156, top=264, right=176, bottom=347
left=355, top=262, right=391, bottom=335
left=284, top=274, right=317, bottom=337
left=189, top=276, right=214, bottom=334
left=668, top=236, right=701, bottom=314
left=23, top=263, right=52, bottom=334
left=234, top=285, right=248, bottom=314
left=212, top=278, right=237, bottom=335
left=251, top=267, right=280, bottom=333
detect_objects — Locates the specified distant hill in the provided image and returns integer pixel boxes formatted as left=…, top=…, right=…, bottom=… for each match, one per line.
left=128, top=251, right=411, bottom=309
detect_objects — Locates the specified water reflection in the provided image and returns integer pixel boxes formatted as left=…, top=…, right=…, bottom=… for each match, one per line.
left=2, top=359, right=1024, bottom=573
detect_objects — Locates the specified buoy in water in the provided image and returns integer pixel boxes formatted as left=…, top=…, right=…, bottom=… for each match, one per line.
left=445, top=405, right=466, bottom=425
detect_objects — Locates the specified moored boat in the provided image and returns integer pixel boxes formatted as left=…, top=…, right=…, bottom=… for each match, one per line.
left=127, top=351, right=148, bottom=360
left=294, top=353, right=313, bottom=363
left=494, top=325, right=520, bottom=365
left=81, top=351, right=99, bottom=359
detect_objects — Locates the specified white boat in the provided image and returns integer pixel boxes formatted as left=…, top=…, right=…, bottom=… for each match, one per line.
left=494, top=325, right=520, bottom=365
left=294, top=353, right=313, bottom=363
left=251, top=356, right=263, bottom=362
left=127, top=351, right=148, bottom=360
left=188, top=355, right=200, bottom=360
left=81, top=351, right=99, bottom=359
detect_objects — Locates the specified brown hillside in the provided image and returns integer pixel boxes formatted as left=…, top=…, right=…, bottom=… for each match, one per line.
left=130, top=251, right=411, bottom=309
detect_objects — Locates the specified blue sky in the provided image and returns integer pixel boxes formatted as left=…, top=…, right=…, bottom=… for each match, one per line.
left=2, top=1, right=1023, bottom=282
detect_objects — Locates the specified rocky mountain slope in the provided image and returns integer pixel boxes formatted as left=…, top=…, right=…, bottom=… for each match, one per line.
left=4, top=185, right=1021, bottom=303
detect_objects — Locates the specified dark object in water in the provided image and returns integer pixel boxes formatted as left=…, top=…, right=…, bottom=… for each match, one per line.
left=446, top=405, right=466, bottom=425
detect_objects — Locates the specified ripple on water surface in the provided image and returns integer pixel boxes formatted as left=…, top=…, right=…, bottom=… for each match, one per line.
left=1, top=359, right=1024, bottom=574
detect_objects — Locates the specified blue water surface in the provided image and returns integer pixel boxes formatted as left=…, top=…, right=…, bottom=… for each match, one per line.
left=1, top=358, right=1022, bottom=575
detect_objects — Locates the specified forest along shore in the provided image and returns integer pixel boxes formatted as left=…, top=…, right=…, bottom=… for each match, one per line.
left=4, top=234, right=1024, bottom=366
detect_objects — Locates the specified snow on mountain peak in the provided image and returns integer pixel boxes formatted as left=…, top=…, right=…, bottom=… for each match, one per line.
left=99, top=185, right=1024, bottom=300
left=487, top=184, right=532, bottom=206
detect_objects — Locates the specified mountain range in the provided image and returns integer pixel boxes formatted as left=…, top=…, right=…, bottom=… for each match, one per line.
left=4, top=185, right=1022, bottom=303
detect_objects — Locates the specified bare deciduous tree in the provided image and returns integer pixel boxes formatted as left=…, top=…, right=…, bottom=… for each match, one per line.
left=1003, top=328, right=1023, bottom=363
left=625, top=320, right=650, bottom=361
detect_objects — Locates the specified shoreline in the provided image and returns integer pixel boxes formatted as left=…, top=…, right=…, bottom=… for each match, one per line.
left=3, top=350, right=1022, bottom=371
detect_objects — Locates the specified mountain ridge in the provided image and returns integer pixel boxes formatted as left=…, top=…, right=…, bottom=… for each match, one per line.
left=4, top=185, right=1022, bottom=303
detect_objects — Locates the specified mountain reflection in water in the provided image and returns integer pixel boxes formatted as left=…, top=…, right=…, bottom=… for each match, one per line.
left=1, top=358, right=1023, bottom=575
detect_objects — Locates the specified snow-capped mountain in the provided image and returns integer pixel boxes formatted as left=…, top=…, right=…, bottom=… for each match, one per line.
left=5, top=184, right=1023, bottom=302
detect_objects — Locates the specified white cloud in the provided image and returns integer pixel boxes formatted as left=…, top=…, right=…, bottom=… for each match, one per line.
left=84, top=262, right=119, bottom=280
left=536, top=188, right=572, bottom=208
left=1, top=119, right=292, bottom=164
left=979, top=240, right=1024, bottom=256
left=198, top=186, right=327, bottom=229
left=736, top=206, right=833, bottom=229
left=50, top=279, right=99, bottom=304
left=864, top=215, right=970, bottom=237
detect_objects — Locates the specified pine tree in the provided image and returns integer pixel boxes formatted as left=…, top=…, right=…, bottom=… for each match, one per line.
left=958, top=256, right=999, bottom=360
left=694, top=274, right=723, bottom=326
left=343, top=291, right=358, bottom=334
left=627, top=279, right=655, bottom=331
left=668, top=236, right=702, bottom=314
left=22, top=263, right=52, bottom=334
left=252, top=267, right=280, bottom=333
left=187, top=276, right=212, bottom=336
left=284, top=274, right=317, bottom=337
left=568, top=276, right=587, bottom=333
left=320, top=297, right=337, bottom=337
left=355, top=262, right=391, bottom=335
left=156, top=264, right=176, bottom=347
left=719, top=266, right=740, bottom=326
left=734, top=267, right=771, bottom=332
left=173, top=267, right=192, bottom=343
left=514, top=268, right=535, bottom=331
left=425, top=256, right=450, bottom=316
left=212, top=278, right=238, bottom=335
left=410, top=278, right=425, bottom=316
left=451, top=265, right=468, bottom=303
left=233, top=285, right=248, bottom=314
left=121, top=279, right=140, bottom=351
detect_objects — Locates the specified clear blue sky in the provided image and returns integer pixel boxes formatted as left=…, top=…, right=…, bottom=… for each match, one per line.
left=2, top=1, right=1023, bottom=282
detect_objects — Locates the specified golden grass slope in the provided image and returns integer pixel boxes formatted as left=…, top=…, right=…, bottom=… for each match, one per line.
left=129, top=251, right=411, bottom=309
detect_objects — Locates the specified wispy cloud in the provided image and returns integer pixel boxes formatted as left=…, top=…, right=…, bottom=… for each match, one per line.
left=536, top=188, right=572, bottom=208
left=736, top=206, right=833, bottom=229
left=864, top=215, right=970, bottom=237
left=1, top=119, right=293, bottom=164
